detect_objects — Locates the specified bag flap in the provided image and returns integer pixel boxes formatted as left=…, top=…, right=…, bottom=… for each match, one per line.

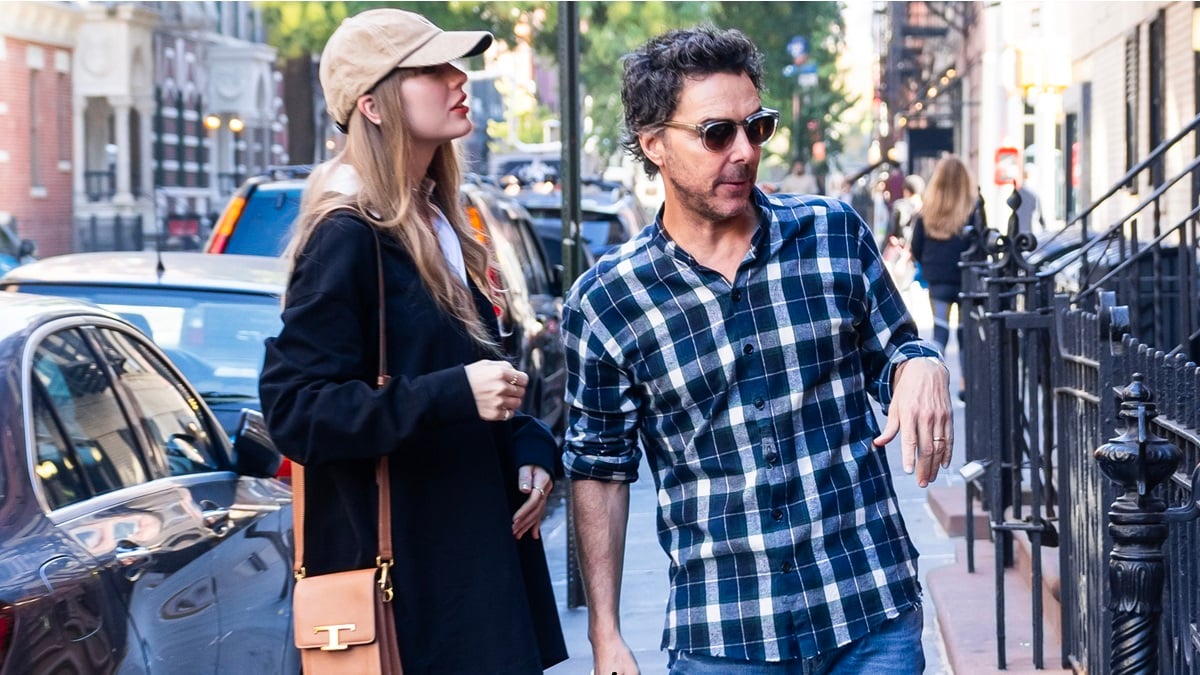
left=294, top=568, right=379, bottom=649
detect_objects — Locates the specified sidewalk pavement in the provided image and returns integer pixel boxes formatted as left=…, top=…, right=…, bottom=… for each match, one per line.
left=543, top=283, right=964, bottom=674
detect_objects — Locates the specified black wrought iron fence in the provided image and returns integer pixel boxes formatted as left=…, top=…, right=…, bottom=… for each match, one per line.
left=959, top=190, right=1060, bottom=669
left=84, top=170, right=115, bottom=202
left=966, top=242, right=1200, bottom=673
left=961, top=111, right=1200, bottom=673
left=1054, top=293, right=1121, bottom=672
left=76, top=214, right=144, bottom=252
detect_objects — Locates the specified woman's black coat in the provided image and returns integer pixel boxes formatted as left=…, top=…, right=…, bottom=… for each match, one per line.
left=910, top=214, right=970, bottom=301
left=260, top=212, right=567, bottom=674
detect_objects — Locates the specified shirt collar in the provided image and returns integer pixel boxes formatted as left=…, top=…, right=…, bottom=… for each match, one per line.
left=648, top=187, right=773, bottom=270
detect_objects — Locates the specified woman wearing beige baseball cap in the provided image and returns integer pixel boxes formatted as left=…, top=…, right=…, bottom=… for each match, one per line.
left=259, top=8, right=567, bottom=673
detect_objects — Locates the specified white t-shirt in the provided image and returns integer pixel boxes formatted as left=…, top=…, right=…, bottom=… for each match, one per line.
left=326, top=164, right=467, bottom=285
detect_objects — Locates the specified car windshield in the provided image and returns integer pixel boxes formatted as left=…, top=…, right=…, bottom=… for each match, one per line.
left=12, top=285, right=280, bottom=400
left=225, top=184, right=302, bottom=256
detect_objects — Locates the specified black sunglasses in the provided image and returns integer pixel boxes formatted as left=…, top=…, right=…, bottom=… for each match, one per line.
left=661, top=108, right=780, bottom=152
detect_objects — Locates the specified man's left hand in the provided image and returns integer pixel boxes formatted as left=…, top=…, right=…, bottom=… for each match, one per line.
left=873, top=357, right=952, bottom=487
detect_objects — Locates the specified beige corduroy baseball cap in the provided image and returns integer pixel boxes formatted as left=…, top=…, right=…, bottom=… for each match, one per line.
left=319, top=8, right=493, bottom=129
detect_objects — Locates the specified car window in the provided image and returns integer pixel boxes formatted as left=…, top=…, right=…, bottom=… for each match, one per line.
left=31, top=385, right=89, bottom=509
left=93, top=328, right=222, bottom=476
left=491, top=208, right=552, bottom=297
left=32, top=329, right=149, bottom=501
left=12, top=285, right=282, bottom=401
left=524, top=206, right=626, bottom=256
left=225, top=185, right=302, bottom=256
left=580, top=215, right=626, bottom=251
left=515, top=221, right=552, bottom=296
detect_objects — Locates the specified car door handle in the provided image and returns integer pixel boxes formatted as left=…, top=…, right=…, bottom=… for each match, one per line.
left=202, top=506, right=230, bottom=529
left=201, top=506, right=235, bottom=538
left=113, top=541, right=151, bottom=568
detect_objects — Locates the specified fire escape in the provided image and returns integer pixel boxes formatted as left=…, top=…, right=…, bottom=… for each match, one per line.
left=877, top=1, right=973, bottom=177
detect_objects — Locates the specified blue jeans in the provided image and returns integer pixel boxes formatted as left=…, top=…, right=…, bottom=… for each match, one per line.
left=668, top=606, right=925, bottom=675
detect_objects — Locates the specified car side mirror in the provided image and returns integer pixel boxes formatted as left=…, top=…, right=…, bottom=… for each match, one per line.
left=232, top=408, right=282, bottom=478
left=17, top=239, right=36, bottom=260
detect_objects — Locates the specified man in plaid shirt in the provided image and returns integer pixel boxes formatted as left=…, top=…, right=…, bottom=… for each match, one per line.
left=563, top=26, right=953, bottom=675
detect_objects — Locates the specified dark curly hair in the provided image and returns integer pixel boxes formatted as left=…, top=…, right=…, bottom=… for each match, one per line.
left=619, top=25, right=765, bottom=178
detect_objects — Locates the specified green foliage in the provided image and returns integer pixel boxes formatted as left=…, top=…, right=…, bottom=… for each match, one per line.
left=256, top=1, right=855, bottom=170
left=571, top=2, right=708, bottom=162
left=257, top=1, right=526, bottom=59
left=708, top=2, right=849, bottom=165
left=527, top=2, right=851, bottom=166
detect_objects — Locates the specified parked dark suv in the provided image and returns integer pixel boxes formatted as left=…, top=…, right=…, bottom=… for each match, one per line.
left=205, top=169, right=567, bottom=436
left=515, top=179, right=651, bottom=266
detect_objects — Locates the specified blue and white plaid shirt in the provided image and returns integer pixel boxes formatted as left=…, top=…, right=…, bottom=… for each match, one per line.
left=562, top=189, right=940, bottom=661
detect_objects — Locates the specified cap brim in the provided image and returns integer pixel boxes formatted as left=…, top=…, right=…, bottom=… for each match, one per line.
left=400, top=31, right=493, bottom=68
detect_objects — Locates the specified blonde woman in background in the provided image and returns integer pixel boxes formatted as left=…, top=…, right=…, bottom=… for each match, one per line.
left=910, top=155, right=975, bottom=399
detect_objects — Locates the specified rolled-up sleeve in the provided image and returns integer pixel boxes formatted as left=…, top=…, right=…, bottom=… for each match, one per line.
left=561, top=284, right=642, bottom=483
left=259, top=216, right=478, bottom=467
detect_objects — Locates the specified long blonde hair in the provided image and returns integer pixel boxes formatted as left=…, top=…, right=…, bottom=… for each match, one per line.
left=920, top=155, right=975, bottom=240
left=285, top=68, right=501, bottom=351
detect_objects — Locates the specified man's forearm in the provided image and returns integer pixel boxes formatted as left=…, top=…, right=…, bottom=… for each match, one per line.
left=572, top=479, right=631, bottom=640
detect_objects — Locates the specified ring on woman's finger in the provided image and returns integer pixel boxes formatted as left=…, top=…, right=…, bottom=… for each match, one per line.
left=502, top=408, right=512, bottom=420
left=509, top=373, right=519, bottom=386
left=533, top=485, right=546, bottom=497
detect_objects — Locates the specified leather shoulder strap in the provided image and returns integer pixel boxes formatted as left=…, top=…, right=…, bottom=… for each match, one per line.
left=292, top=223, right=394, bottom=576
left=372, top=227, right=393, bottom=561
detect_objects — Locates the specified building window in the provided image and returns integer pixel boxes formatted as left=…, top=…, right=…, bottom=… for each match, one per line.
left=57, top=73, right=69, bottom=163
left=1123, top=30, right=1139, bottom=193
left=30, top=69, right=41, bottom=189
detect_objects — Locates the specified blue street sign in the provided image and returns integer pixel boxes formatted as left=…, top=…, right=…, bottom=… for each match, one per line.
left=787, top=36, right=808, bottom=60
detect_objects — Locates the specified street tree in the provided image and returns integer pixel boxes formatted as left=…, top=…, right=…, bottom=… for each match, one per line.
left=257, top=1, right=852, bottom=179
left=259, top=1, right=523, bottom=164
left=708, top=2, right=850, bottom=171
left=523, top=2, right=849, bottom=171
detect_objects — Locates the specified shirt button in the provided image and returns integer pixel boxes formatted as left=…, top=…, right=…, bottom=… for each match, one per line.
left=765, top=452, right=779, bottom=465
left=781, top=561, right=793, bottom=573
left=743, top=343, right=754, bottom=355
left=772, top=508, right=784, bottom=521
left=731, top=289, right=742, bottom=302
left=754, top=397, right=765, bottom=410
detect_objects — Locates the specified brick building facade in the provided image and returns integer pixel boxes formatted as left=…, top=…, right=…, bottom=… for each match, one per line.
left=0, top=1, right=283, bottom=258
left=0, top=4, right=80, bottom=257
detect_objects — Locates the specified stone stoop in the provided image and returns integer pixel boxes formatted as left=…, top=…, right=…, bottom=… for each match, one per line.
left=925, top=485, right=1074, bottom=674
left=927, top=484, right=992, bottom=537
left=1012, top=529, right=1063, bottom=650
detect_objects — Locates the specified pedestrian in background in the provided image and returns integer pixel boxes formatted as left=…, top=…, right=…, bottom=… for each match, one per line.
left=563, top=25, right=951, bottom=675
left=879, top=174, right=925, bottom=289
left=1014, top=166, right=1045, bottom=236
left=778, top=158, right=820, bottom=194
left=910, top=154, right=975, bottom=399
left=890, top=174, right=925, bottom=244
left=258, top=8, right=566, bottom=673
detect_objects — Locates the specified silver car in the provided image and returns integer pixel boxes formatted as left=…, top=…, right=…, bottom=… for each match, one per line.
left=1, top=252, right=287, bottom=441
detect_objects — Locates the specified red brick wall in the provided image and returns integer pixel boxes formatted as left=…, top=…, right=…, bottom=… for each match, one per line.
left=0, top=38, right=74, bottom=256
